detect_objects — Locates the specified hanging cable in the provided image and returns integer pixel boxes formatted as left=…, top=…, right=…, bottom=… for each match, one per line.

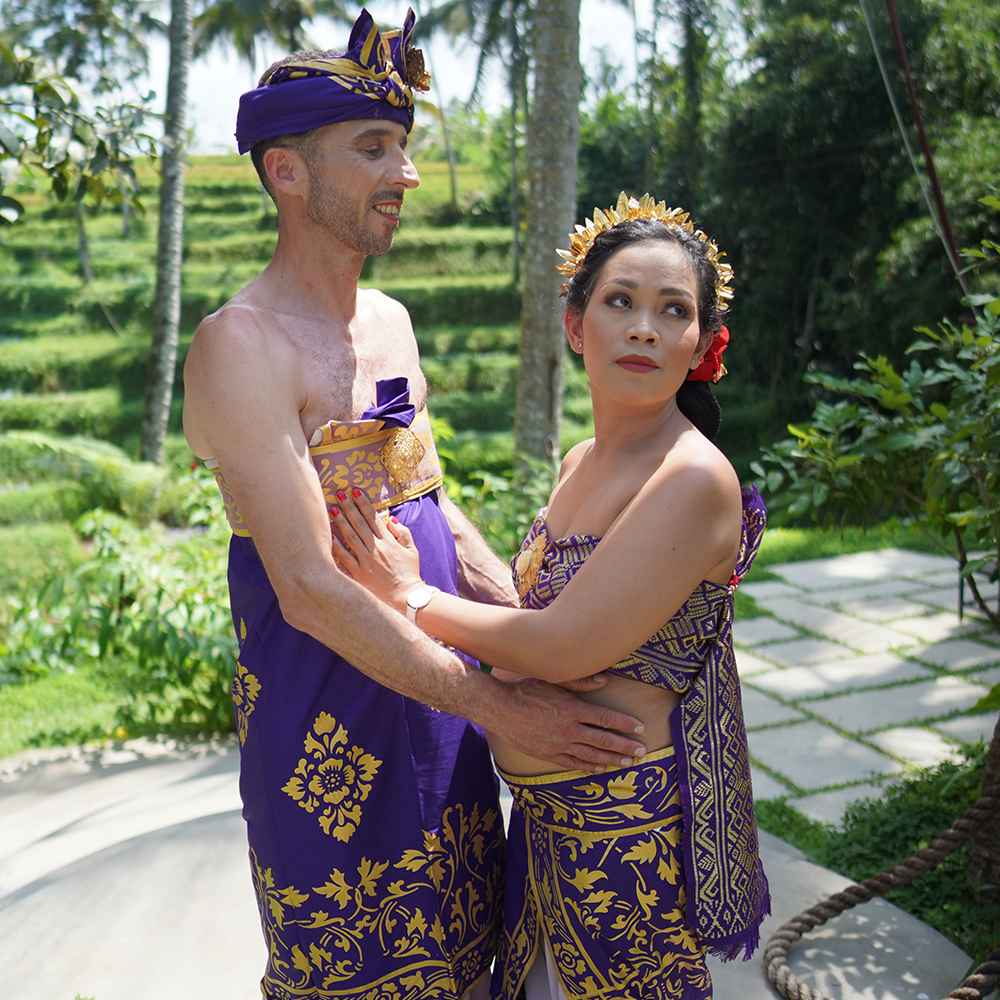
left=858, top=0, right=969, bottom=296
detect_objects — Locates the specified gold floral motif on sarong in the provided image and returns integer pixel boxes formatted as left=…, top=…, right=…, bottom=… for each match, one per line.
left=232, top=659, right=261, bottom=746
left=251, top=801, right=501, bottom=999
left=316, top=449, right=384, bottom=501
left=282, top=712, right=383, bottom=842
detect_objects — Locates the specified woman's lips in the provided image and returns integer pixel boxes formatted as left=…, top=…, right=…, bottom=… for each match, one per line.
left=615, top=356, right=659, bottom=373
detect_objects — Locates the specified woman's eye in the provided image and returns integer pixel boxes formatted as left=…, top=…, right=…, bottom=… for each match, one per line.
left=606, top=293, right=631, bottom=308
left=664, top=302, right=689, bottom=318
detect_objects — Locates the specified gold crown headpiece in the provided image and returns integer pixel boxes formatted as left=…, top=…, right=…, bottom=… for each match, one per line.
left=556, top=192, right=734, bottom=313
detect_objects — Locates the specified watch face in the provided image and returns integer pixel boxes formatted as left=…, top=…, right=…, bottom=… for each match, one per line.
left=408, top=585, right=434, bottom=609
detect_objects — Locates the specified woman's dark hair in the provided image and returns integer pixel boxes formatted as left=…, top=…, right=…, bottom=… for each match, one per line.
left=562, top=218, right=724, bottom=439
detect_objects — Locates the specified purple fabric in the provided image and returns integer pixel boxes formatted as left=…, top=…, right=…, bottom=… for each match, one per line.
left=235, top=8, right=419, bottom=153
left=227, top=379, right=502, bottom=998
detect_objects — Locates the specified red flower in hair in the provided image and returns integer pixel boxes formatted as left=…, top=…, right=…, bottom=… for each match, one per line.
left=687, top=325, right=730, bottom=384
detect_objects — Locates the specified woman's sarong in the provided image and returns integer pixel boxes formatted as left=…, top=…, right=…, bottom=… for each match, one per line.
left=215, top=379, right=504, bottom=999
left=494, top=748, right=713, bottom=1000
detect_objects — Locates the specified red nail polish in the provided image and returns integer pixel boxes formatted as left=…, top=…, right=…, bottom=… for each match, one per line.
left=331, top=507, right=340, bottom=518
left=336, top=491, right=346, bottom=501
left=390, top=516, right=399, bottom=524
left=352, top=488, right=361, bottom=498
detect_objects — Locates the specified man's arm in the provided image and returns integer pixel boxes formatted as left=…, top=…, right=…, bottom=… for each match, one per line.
left=437, top=491, right=519, bottom=607
left=183, top=309, right=646, bottom=770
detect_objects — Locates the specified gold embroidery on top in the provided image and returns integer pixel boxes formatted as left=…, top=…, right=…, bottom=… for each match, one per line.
left=282, top=712, right=384, bottom=842
left=317, top=449, right=385, bottom=501
left=232, top=659, right=261, bottom=746
left=251, top=802, right=501, bottom=997
left=381, top=427, right=426, bottom=486
left=513, top=532, right=547, bottom=599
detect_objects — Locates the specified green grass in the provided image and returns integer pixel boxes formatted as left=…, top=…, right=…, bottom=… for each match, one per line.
left=0, top=665, right=128, bottom=758
left=756, top=749, right=999, bottom=963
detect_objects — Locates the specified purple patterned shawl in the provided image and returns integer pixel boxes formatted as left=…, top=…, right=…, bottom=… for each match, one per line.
left=511, top=485, right=771, bottom=960
left=235, top=8, right=427, bottom=153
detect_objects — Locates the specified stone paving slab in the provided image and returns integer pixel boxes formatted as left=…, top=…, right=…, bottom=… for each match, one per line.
left=800, top=578, right=930, bottom=603
left=868, top=727, right=964, bottom=768
left=909, top=637, right=1000, bottom=671
left=833, top=596, right=943, bottom=624
left=910, top=586, right=967, bottom=613
left=735, top=616, right=802, bottom=645
left=746, top=653, right=934, bottom=700
left=749, top=768, right=792, bottom=800
left=767, top=549, right=954, bottom=591
left=807, top=675, right=991, bottom=734
left=754, top=637, right=859, bottom=669
left=742, top=687, right=807, bottom=728
left=791, top=781, right=888, bottom=826
left=889, top=611, right=988, bottom=644
left=749, top=721, right=903, bottom=789
left=740, top=580, right=802, bottom=601
left=754, top=598, right=917, bottom=654
left=932, top=712, right=999, bottom=746
left=736, top=649, right=787, bottom=677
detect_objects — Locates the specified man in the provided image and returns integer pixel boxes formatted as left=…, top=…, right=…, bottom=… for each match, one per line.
left=182, top=9, right=646, bottom=999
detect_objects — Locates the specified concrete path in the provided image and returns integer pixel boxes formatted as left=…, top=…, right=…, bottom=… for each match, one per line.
left=0, top=733, right=975, bottom=1000
left=736, top=548, right=999, bottom=824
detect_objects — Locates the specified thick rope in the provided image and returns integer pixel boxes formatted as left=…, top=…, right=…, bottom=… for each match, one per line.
left=763, top=792, right=999, bottom=1000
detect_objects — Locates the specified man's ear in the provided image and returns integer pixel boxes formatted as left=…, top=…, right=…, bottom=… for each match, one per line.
left=563, top=307, right=584, bottom=355
left=263, top=145, right=309, bottom=200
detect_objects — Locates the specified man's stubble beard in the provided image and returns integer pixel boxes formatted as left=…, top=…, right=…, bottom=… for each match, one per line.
left=305, top=167, right=393, bottom=258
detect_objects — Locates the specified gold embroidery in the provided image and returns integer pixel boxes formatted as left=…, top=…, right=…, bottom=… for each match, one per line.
left=317, top=448, right=385, bottom=500
left=513, top=532, right=547, bottom=599
left=381, top=427, right=426, bottom=486
left=251, top=802, right=501, bottom=998
left=282, top=712, right=383, bottom=842
left=232, top=659, right=261, bottom=746
left=500, top=755, right=710, bottom=999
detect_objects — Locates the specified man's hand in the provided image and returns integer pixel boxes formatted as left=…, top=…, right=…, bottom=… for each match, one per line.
left=492, top=679, right=647, bottom=772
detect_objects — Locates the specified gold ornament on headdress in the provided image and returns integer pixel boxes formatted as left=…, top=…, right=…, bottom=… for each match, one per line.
left=556, top=192, right=735, bottom=313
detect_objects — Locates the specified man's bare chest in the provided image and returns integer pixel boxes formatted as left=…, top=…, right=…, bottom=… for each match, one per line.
left=294, top=335, right=427, bottom=439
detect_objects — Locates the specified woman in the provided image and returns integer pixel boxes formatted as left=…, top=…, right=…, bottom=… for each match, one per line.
left=329, top=193, right=770, bottom=1000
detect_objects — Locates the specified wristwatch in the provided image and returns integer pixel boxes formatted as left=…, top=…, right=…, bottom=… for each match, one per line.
left=405, top=583, right=439, bottom=623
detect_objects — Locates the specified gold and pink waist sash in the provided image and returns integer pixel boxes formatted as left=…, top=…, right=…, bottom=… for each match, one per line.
left=205, top=407, right=444, bottom=538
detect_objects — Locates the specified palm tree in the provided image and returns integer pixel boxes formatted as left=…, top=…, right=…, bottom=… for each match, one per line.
left=141, top=0, right=191, bottom=463
left=415, top=0, right=531, bottom=281
left=192, top=0, right=352, bottom=69
left=513, top=0, right=580, bottom=471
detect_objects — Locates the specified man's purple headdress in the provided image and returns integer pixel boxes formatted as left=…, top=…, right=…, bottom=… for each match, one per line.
left=234, top=7, right=430, bottom=155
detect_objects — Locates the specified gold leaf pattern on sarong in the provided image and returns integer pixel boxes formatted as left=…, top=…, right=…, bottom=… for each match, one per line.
left=251, top=801, right=501, bottom=999
left=232, top=659, right=261, bottom=746
left=281, top=712, right=383, bottom=843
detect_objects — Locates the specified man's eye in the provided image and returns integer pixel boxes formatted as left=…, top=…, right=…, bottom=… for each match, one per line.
left=363, top=147, right=383, bottom=158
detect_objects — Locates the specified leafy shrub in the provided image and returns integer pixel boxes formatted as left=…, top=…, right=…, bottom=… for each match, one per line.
left=0, top=511, right=235, bottom=735
left=756, top=212, right=1000, bottom=626
left=0, top=521, right=86, bottom=593
left=0, top=431, right=166, bottom=524
left=0, top=333, right=127, bottom=392
left=0, top=480, right=91, bottom=524
left=378, top=275, right=519, bottom=326
left=0, top=387, right=122, bottom=437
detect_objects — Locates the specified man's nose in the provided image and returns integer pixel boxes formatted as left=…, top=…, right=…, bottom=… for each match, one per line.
left=395, top=152, right=420, bottom=190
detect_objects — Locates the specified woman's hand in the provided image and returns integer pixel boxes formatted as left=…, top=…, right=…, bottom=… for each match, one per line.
left=329, top=489, right=422, bottom=613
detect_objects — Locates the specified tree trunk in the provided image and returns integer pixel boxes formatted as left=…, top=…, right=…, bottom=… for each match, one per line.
left=642, top=0, right=662, bottom=191
left=513, top=0, right=581, bottom=471
left=969, top=717, right=1000, bottom=892
left=678, top=0, right=707, bottom=207
left=75, top=199, right=94, bottom=283
left=141, top=0, right=191, bottom=464
left=508, top=8, right=522, bottom=285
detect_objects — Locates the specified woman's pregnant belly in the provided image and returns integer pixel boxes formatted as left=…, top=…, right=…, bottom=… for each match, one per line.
left=488, top=672, right=680, bottom=777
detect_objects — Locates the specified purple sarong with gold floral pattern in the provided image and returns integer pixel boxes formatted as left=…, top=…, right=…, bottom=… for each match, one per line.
left=214, top=378, right=503, bottom=999
left=498, top=485, right=770, bottom=997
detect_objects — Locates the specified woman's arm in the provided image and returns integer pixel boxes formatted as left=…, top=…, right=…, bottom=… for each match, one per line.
left=332, top=456, right=740, bottom=683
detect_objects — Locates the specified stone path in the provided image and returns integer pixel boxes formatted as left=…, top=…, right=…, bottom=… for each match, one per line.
left=736, top=548, right=999, bottom=824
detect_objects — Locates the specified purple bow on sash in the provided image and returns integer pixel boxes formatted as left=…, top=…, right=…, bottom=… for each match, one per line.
left=361, top=377, right=416, bottom=429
